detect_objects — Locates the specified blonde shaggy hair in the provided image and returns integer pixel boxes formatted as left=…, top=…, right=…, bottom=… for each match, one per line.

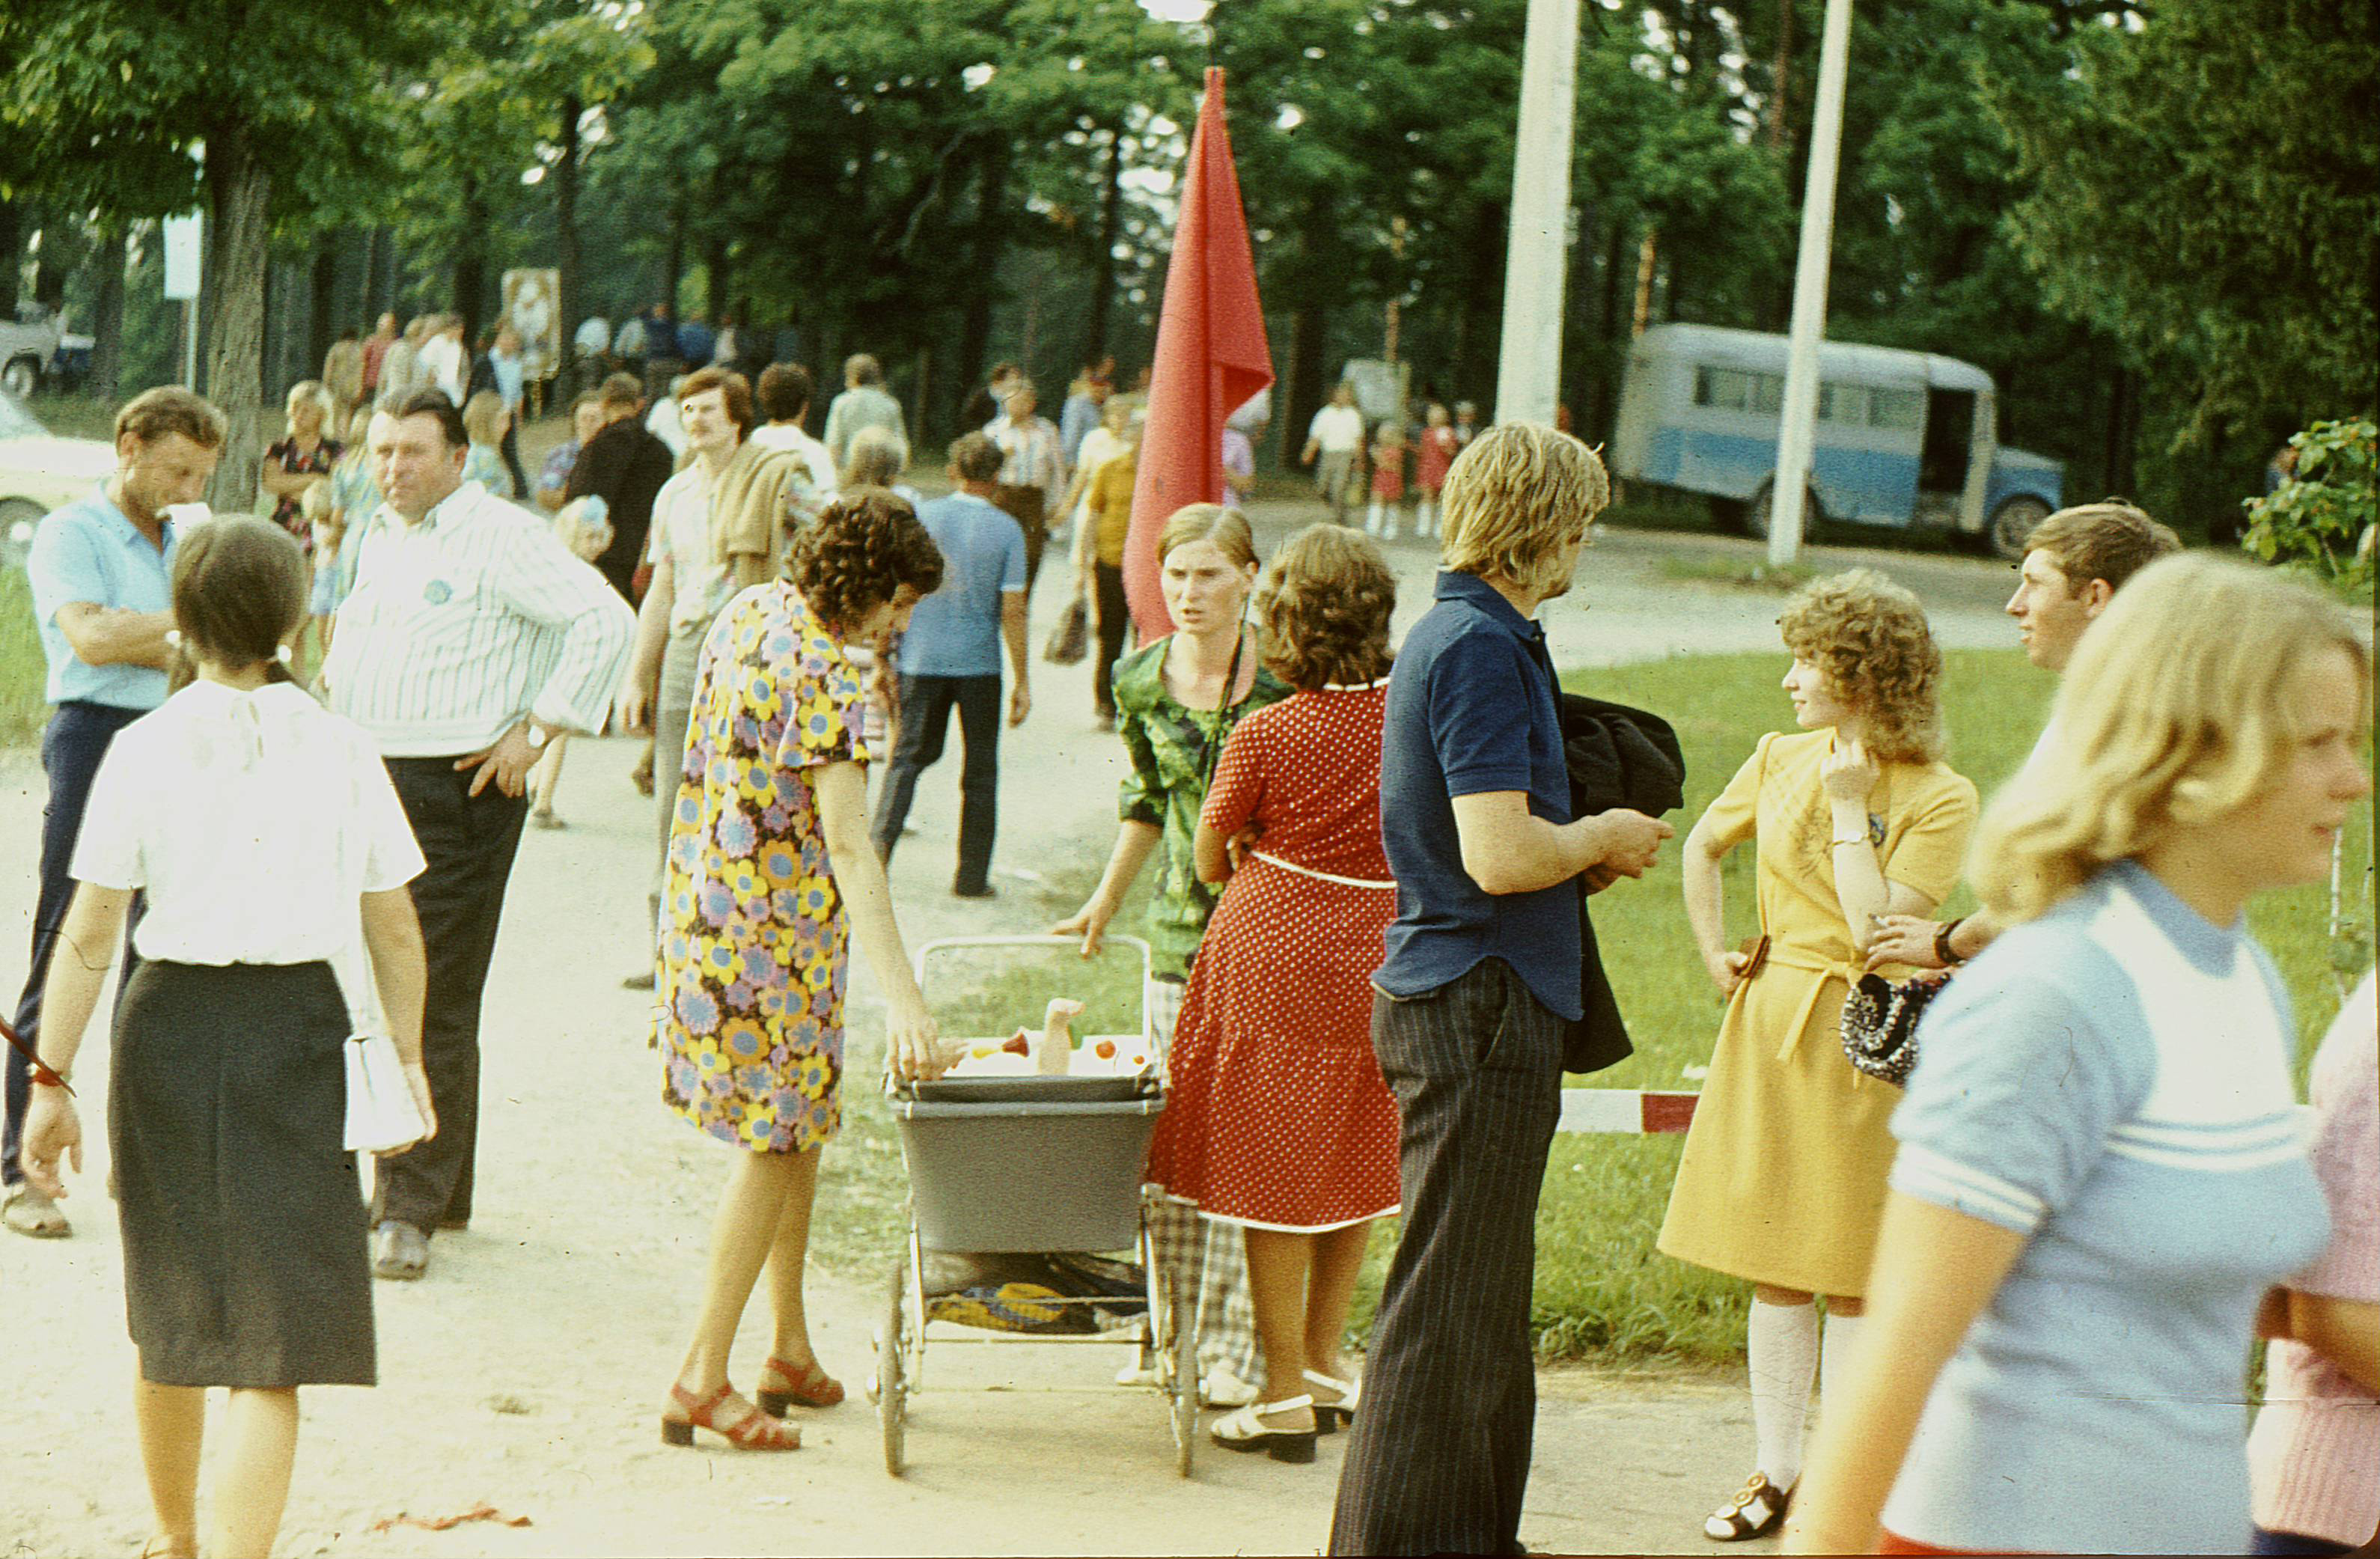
left=1256, top=524, right=1397, bottom=691
left=1438, top=423, right=1610, bottom=596
left=1974, top=553, right=2372, bottom=924
left=2025, top=498, right=2182, bottom=594
left=1778, top=568, right=1945, bottom=764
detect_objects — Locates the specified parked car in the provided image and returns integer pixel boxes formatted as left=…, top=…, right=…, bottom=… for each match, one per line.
left=1610, top=322, right=2066, bottom=559
left=0, top=302, right=66, bottom=400
left=1, top=391, right=117, bottom=570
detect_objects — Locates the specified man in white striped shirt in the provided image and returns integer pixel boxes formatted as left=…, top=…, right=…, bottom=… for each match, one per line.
left=323, top=389, right=633, bottom=1281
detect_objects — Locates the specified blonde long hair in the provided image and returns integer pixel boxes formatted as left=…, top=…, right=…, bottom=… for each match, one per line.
left=1972, top=553, right=2372, bottom=923
left=1438, top=423, right=1610, bottom=596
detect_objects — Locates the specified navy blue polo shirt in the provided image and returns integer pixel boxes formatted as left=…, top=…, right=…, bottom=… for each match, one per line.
left=1376, top=570, right=1583, bottom=1021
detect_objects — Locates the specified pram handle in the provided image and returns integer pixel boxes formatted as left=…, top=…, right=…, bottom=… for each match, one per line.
left=909, top=934, right=1153, bottom=989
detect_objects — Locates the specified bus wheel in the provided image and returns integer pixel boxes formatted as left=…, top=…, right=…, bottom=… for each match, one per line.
left=1989, top=496, right=2051, bottom=561
left=1749, top=479, right=1823, bottom=544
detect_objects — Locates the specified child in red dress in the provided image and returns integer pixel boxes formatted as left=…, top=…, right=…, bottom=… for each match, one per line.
left=1364, top=423, right=1407, bottom=542
left=1412, top=403, right=1459, bottom=540
left=1145, top=523, right=1403, bottom=1464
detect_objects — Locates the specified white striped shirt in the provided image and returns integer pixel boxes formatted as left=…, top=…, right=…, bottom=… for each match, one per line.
left=323, top=480, right=635, bottom=757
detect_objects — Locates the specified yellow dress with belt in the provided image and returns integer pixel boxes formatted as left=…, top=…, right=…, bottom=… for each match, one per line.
left=1657, top=728, right=1978, bottom=1297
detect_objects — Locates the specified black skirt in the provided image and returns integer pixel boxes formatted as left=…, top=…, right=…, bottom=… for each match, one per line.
left=111, top=959, right=375, bottom=1388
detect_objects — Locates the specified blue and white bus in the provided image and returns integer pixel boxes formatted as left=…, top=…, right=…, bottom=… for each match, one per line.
left=1611, top=323, right=2063, bottom=558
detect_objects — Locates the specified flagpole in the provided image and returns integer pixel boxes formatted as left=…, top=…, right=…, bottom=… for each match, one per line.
left=1493, top=0, right=1579, bottom=427
left=1769, top=0, right=1854, bottom=568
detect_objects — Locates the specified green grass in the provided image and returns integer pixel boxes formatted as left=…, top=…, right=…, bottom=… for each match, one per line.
left=1655, top=555, right=1820, bottom=593
left=2, top=568, right=48, bottom=746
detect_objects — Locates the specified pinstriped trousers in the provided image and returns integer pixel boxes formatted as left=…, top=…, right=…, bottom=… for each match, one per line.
left=1328, top=957, right=1563, bottom=1556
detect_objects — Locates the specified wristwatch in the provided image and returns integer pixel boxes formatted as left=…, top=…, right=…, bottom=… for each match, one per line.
left=522, top=721, right=550, bottom=751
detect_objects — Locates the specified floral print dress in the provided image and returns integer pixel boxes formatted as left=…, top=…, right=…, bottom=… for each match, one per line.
left=655, top=580, right=866, bottom=1155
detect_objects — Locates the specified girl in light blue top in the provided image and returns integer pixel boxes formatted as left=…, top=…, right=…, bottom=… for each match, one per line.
left=1785, top=554, right=2372, bottom=1557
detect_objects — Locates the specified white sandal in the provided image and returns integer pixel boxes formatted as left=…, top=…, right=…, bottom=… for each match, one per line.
left=1208, top=1394, right=1318, bottom=1462
left=1302, top=1367, right=1361, bottom=1431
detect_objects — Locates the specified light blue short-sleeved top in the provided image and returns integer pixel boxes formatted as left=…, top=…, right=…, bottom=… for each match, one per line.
left=897, top=492, right=1025, bottom=680
left=25, top=486, right=176, bottom=711
left=1882, top=860, right=2331, bottom=1555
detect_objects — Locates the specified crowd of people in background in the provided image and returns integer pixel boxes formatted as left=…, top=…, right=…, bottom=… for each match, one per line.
left=1, top=341, right=2370, bottom=1559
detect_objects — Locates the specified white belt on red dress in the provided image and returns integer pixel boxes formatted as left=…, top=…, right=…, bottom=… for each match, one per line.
left=1247, top=849, right=1396, bottom=890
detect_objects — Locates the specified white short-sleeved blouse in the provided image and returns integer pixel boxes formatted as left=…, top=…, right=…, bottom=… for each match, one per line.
left=71, top=680, right=426, bottom=965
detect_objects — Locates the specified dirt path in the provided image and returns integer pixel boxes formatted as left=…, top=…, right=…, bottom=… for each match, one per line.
left=0, top=508, right=2010, bottom=1555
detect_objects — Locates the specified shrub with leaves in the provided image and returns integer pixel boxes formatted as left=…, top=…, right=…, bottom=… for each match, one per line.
left=2240, top=417, right=2379, bottom=597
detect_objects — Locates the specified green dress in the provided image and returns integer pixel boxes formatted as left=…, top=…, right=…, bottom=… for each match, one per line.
left=1110, top=637, right=1291, bottom=979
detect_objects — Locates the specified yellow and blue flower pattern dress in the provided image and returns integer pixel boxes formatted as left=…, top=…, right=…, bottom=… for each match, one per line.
left=656, top=581, right=864, bottom=1155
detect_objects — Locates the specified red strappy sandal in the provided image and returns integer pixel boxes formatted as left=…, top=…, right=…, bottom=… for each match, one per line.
left=757, top=1356, right=845, bottom=1415
left=661, top=1382, right=802, bottom=1451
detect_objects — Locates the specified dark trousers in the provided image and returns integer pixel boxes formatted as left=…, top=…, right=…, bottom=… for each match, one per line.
left=374, top=758, right=529, bottom=1233
left=5, top=701, right=144, bottom=1189
left=869, top=674, right=1001, bottom=895
left=498, top=421, right=528, bottom=500
left=990, top=484, right=1049, bottom=597
left=1092, top=562, right=1129, bottom=719
left=1329, top=958, right=1564, bottom=1556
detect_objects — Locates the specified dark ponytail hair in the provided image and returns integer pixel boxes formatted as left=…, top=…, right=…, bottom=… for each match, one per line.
left=166, top=516, right=311, bottom=693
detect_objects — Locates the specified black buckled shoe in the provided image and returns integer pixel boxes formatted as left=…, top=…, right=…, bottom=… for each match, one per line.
left=1703, top=1471, right=1792, bottom=1542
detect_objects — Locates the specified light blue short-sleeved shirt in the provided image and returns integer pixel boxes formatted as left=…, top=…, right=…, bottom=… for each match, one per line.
left=25, top=486, right=176, bottom=711
left=1882, top=860, right=2331, bottom=1555
left=897, top=492, right=1025, bottom=680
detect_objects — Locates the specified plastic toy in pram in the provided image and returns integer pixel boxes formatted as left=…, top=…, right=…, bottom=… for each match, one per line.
left=936, top=997, right=1154, bottom=1080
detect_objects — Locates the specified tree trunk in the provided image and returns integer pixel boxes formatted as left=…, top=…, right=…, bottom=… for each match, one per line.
left=951, top=145, right=1007, bottom=436
left=1769, top=0, right=1794, bottom=148
left=2104, top=364, right=2137, bottom=497
left=1281, top=302, right=1328, bottom=470
left=1589, top=219, right=1629, bottom=442
left=204, top=122, right=273, bottom=515
left=451, top=174, right=489, bottom=341
left=0, top=201, right=20, bottom=318
left=554, top=92, right=584, bottom=393
left=662, top=202, right=687, bottom=317
left=91, top=225, right=127, bottom=404
left=704, top=234, right=732, bottom=323
left=308, top=238, right=337, bottom=382
left=1080, top=120, right=1126, bottom=370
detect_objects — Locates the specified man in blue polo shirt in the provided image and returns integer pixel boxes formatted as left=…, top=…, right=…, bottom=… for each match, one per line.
left=1330, top=422, right=1672, bottom=1555
left=869, top=431, right=1030, bottom=898
left=3, top=387, right=225, bottom=1240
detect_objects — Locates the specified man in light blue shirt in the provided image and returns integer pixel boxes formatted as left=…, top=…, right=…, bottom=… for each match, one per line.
left=4, top=388, right=224, bottom=1241
left=868, top=433, right=1029, bottom=898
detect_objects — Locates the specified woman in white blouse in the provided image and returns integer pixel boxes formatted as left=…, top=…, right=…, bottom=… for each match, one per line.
left=20, top=516, right=432, bottom=1559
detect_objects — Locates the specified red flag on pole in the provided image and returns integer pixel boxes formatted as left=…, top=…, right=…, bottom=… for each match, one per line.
left=1123, top=67, right=1273, bottom=639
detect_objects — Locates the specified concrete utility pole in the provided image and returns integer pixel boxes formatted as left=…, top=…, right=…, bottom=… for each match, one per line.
left=1493, top=0, right=1580, bottom=427
left=1769, top=0, right=1854, bottom=568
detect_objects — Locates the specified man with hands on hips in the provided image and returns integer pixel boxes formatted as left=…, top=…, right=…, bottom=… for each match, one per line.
left=322, top=388, right=633, bottom=1281
left=1863, top=499, right=2178, bottom=975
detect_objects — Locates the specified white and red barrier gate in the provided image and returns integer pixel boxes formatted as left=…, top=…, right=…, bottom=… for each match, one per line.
left=1557, top=1089, right=1699, bottom=1135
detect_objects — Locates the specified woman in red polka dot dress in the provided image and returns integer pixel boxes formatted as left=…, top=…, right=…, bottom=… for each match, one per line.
left=1147, top=523, right=1403, bottom=1464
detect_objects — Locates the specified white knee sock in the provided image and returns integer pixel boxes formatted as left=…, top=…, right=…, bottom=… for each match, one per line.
left=1415, top=497, right=1435, bottom=536
left=1747, top=1298, right=1819, bottom=1491
left=1819, top=1309, right=1867, bottom=1418
left=1365, top=501, right=1383, bottom=534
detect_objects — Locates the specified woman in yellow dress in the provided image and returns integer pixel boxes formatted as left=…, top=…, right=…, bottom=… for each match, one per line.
left=1659, top=568, right=1978, bottom=1543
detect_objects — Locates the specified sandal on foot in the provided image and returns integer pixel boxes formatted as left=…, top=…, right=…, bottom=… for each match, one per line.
left=1302, top=1368, right=1361, bottom=1432
left=757, top=1355, right=844, bottom=1414
left=661, top=1382, right=801, bottom=1451
left=1, top=1186, right=70, bottom=1239
left=1703, top=1471, right=1792, bottom=1542
left=1209, top=1395, right=1318, bottom=1462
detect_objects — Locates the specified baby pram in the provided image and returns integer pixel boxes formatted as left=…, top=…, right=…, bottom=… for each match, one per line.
left=870, top=935, right=1197, bottom=1477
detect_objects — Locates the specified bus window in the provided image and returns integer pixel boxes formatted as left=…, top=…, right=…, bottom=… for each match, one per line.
left=1751, top=373, right=1784, bottom=415
left=1871, top=389, right=1924, bottom=431
left=1694, top=367, right=1754, bottom=411
left=1819, top=384, right=1872, bottom=425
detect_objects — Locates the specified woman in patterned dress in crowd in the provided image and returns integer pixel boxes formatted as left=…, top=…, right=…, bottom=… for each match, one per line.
left=1053, top=502, right=1290, bottom=1406
left=1145, top=523, right=1404, bottom=1463
left=652, top=489, right=947, bottom=1453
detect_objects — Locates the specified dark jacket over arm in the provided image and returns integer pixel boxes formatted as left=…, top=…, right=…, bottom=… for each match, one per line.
left=1557, top=692, right=1687, bottom=1076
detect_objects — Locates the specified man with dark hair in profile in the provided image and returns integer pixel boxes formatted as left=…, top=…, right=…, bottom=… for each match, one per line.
left=960, top=360, right=1023, bottom=436
left=750, top=361, right=837, bottom=504
left=323, top=388, right=632, bottom=1282
left=869, top=431, right=1031, bottom=898
left=564, top=371, right=677, bottom=604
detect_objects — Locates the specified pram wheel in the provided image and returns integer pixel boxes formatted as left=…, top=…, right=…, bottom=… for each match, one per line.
left=879, top=1254, right=909, bottom=1477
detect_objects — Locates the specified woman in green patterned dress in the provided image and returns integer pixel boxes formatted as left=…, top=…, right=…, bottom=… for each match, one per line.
left=1052, top=502, right=1289, bottom=1403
